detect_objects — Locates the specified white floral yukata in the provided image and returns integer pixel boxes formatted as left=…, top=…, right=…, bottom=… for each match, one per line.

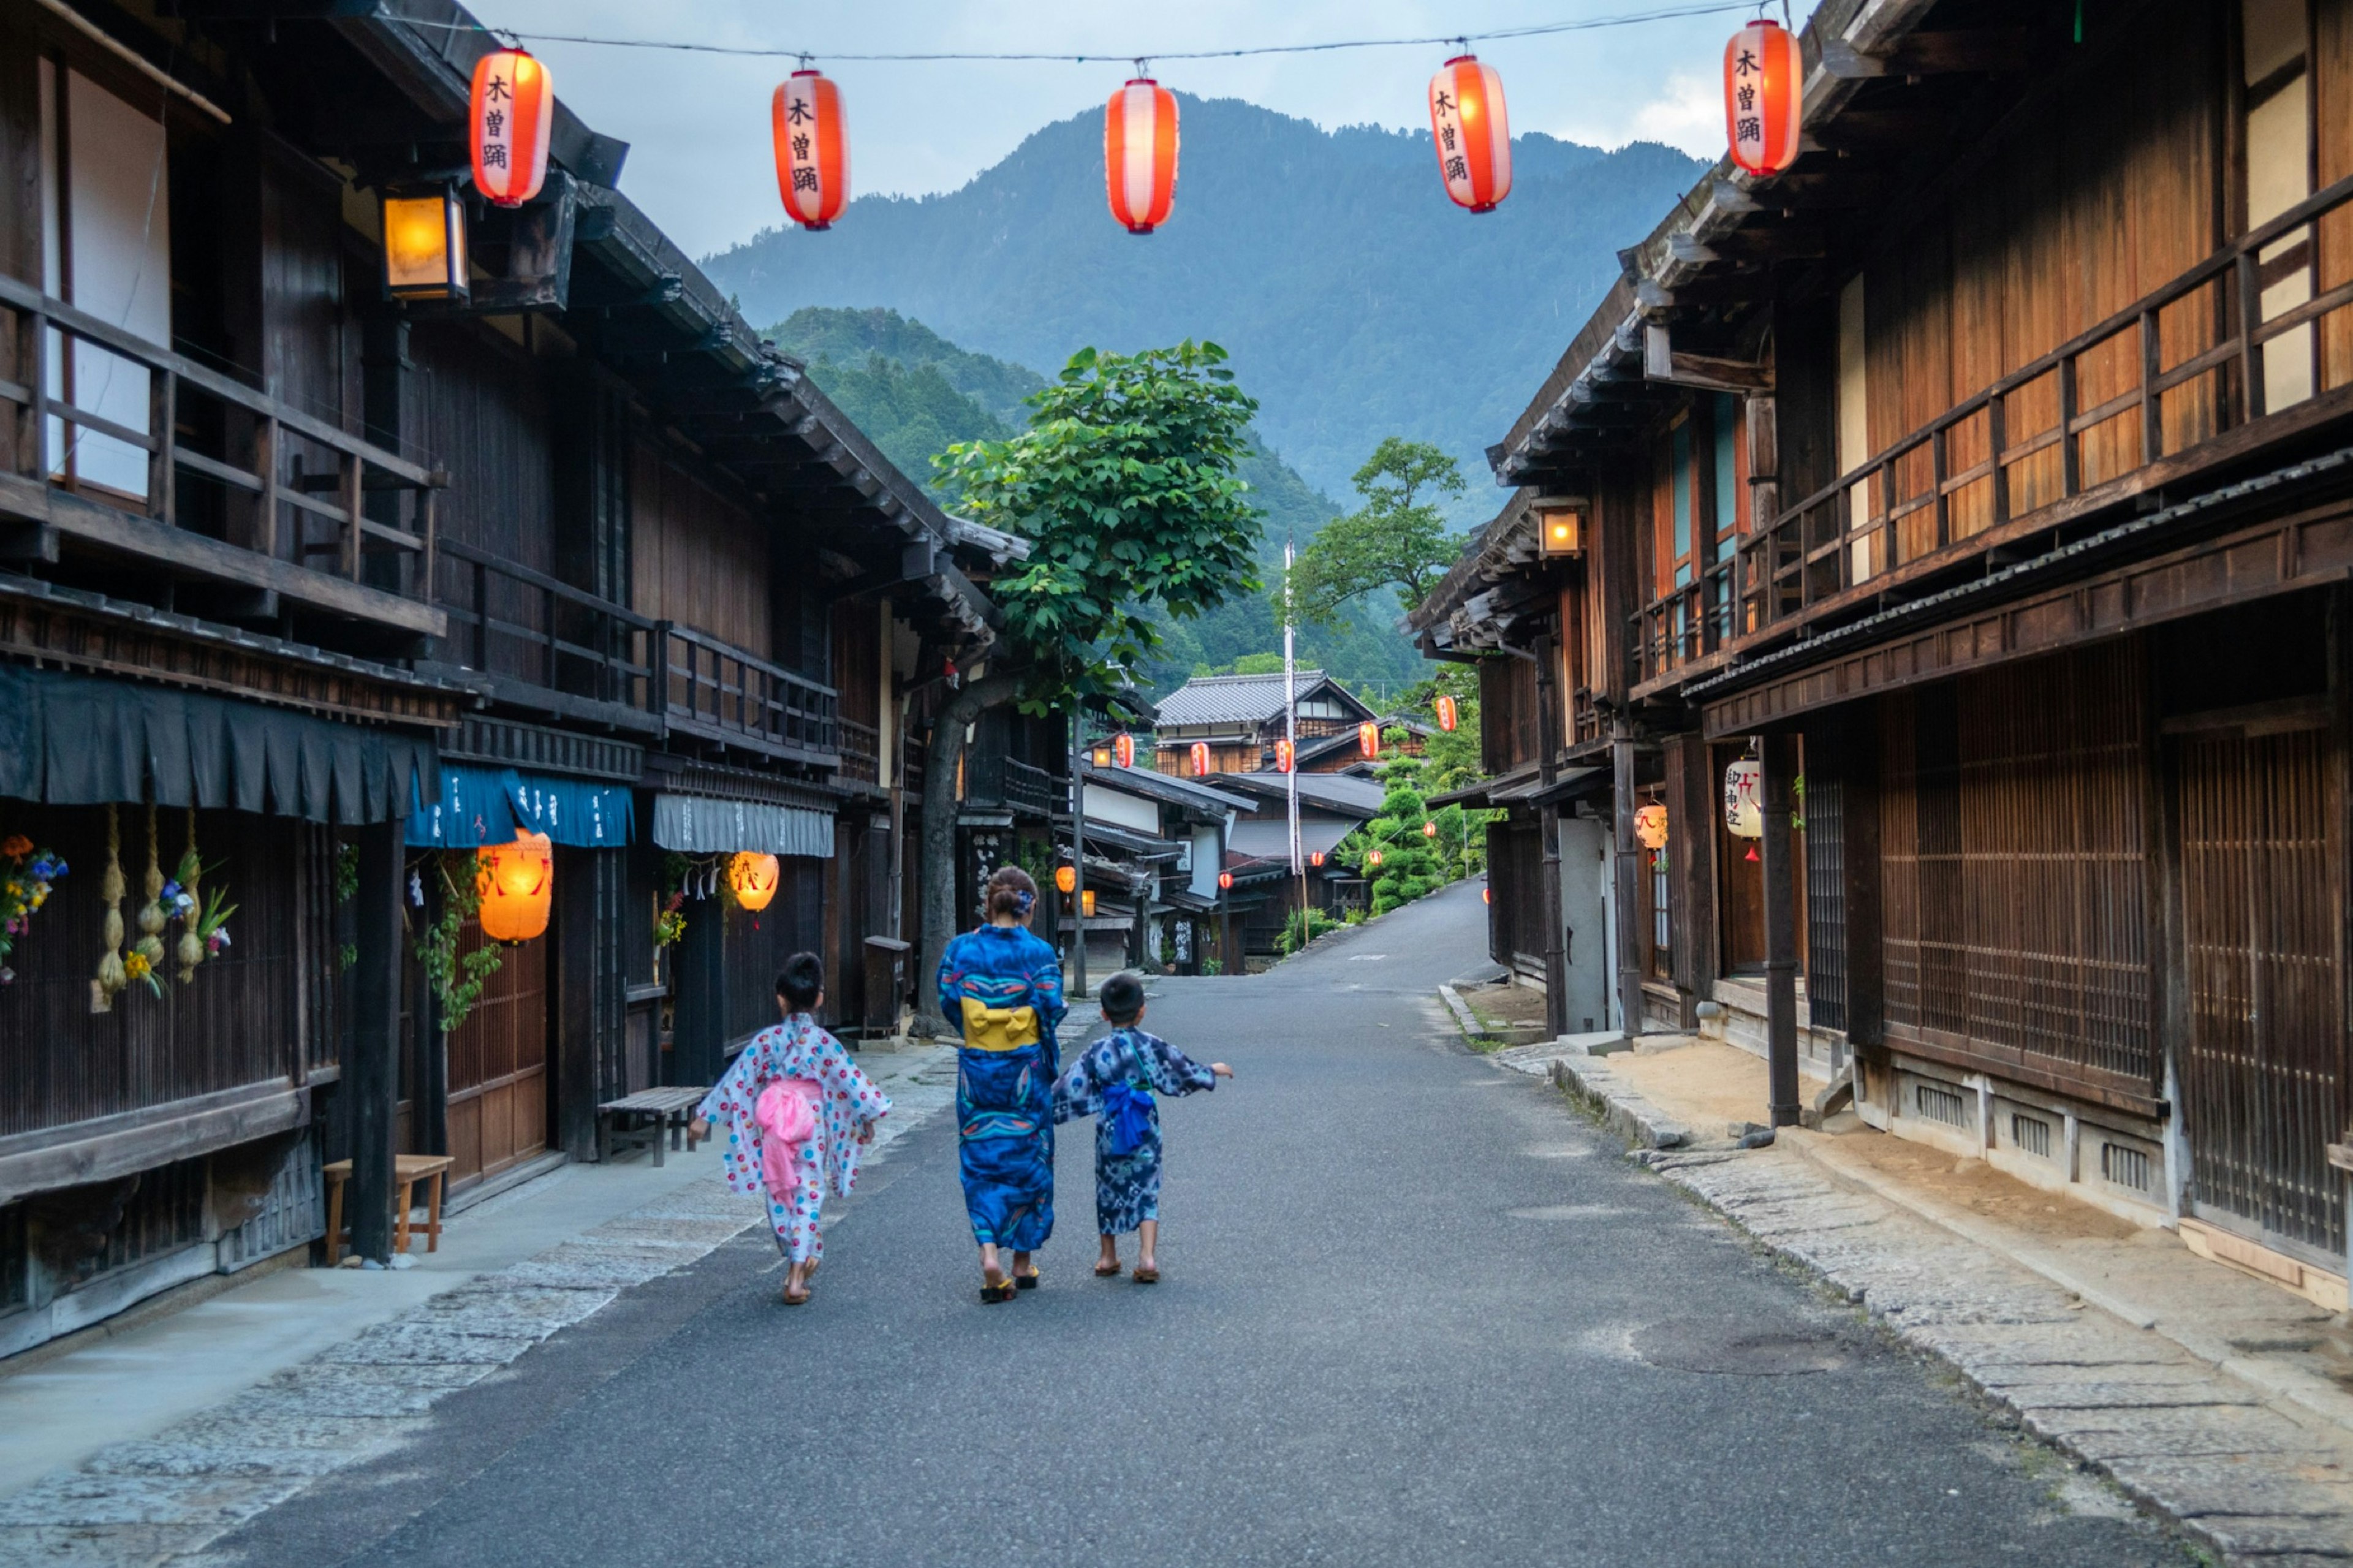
left=694, top=1015, right=890, bottom=1265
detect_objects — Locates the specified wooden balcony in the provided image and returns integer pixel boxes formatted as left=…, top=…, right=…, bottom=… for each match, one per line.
left=1634, top=169, right=2353, bottom=695
left=0, top=273, right=443, bottom=644
left=838, top=718, right=882, bottom=789
left=964, top=754, right=1057, bottom=818
left=426, top=542, right=839, bottom=772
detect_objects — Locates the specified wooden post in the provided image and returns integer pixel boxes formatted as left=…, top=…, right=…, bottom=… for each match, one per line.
left=1762, top=730, right=1802, bottom=1127
left=553, top=845, right=602, bottom=1161
left=1668, top=733, right=1718, bottom=1027
left=348, top=819, right=403, bottom=1263
left=1612, top=722, right=1644, bottom=1038
left=1534, top=631, right=1570, bottom=1041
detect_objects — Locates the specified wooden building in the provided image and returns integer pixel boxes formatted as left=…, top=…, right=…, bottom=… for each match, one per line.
left=1442, top=0, right=2353, bottom=1308
left=1152, top=670, right=1377, bottom=775
left=0, top=0, right=1001, bottom=1353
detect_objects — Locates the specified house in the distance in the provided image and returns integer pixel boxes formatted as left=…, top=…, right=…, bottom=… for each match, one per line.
left=1152, top=672, right=1377, bottom=776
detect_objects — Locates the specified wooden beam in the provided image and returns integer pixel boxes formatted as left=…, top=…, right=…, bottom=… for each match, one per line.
left=1821, top=29, right=2039, bottom=79
left=1645, top=327, right=1775, bottom=393
left=0, top=1081, right=304, bottom=1205
left=0, top=472, right=445, bottom=637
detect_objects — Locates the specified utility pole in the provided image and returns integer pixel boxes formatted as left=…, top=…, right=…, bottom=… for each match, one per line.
left=1284, top=530, right=1305, bottom=939
left=1069, top=705, right=1088, bottom=999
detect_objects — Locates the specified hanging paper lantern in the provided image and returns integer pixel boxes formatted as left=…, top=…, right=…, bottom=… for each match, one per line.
left=1724, top=18, right=1802, bottom=178
left=476, top=831, right=553, bottom=945
left=1113, top=733, right=1136, bottom=769
left=1428, top=55, right=1511, bottom=213
left=470, top=48, right=553, bottom=207
left=1190, top=741, right=1211, bottom=776
left=773, top=68, right=849, bottom=230
left=1483, top=887, right=1491, bottom=904
left=1218, top=871, right=1233, bottom=890
left=1366, top=849, right=1385, bottom=868
left=726, top=851, right=780, bottom=913
left=1105, top=76, right=1178, bottom=233
left=1055, top=865, right=1077, bottom=895
left=1422, top=821, right=1439, bottom=839
left=1724, top=759, right=1764, bottom=839
left=1309, top=850, right=1325, bottom=867
left=1635, top=804, right=1670, bottom=851
left=1275, top=738, right=1295, bottom=774
left=1358, top=722, right=1381, bottom=759
left=1435, top=694, right=1458, bottom=733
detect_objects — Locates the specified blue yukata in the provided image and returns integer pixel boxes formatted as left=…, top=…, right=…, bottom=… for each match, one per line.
left=1052, top=1026, right=1217, bottom=1236
left=694, top=1015, right=890, bottom=1265
left=936, top=924, right=1067, bottom=1251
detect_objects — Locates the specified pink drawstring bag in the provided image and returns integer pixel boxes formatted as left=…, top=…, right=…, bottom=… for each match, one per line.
left=754, top=1078, right=822, bottom=1200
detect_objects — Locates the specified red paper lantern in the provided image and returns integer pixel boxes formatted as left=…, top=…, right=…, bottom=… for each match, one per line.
left=1435, top=694, right=1458, bottom=732
left=1105, top=77, right=1178, bottom=233
left=1366, top=849, right=1385, bottom=868
left=1423, top=820, right=1439, bottom=839
left=471, top=48, right=553, bottom=207
left=1218, top=870, right=1233, bottom=890
left=1358, top=722, right=1380, bottom=759
left=1428, top=55, right=1510, bottom=213
left=774, top=69, right=849, bottom=230
left=1275, top=738, right=1294, bottom=774
left=1483, top=887, right=1491, bottom=904
left=1190, top=741, right=1211, bottom=776
left=1724, top=18, right=1802, bottom=177
left=1113, top=733, right=1135, bottom=769
left=1310, top=850, right=1325, bottom=867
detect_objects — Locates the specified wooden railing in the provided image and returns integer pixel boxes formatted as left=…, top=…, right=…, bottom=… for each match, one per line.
left=436, top=539, right=655, bottom=721
left=838, top=718, right=882, bottom=787
left=963, top=754, right=1057, bottom=816
left=1635, top=167, right=2353, bottom=687
left=0, top=271, right=438, bottom=607
left=660, top=623, right=837, bottom=763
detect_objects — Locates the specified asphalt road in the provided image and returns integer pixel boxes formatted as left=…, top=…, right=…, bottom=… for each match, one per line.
left=214, top=878, right=2189, bottom=1567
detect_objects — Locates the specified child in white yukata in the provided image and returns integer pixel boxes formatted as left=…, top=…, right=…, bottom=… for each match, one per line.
left=690, top=953, right=889, bottom=1306
left=1051, top=972, right=1230, bottom=1284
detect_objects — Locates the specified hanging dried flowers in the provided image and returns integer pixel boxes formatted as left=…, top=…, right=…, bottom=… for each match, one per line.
left=166, top=810, right=237, bottom=983
left=0, top=833, right=67, bottom=986
left=132, top=803, right=169, bottom=991
left=93, top=805, right=128, bottom=1010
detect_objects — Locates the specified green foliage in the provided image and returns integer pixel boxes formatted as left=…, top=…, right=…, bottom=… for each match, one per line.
left=1286, top=438, right=1465, bottom=631
left=1335, top=744, right=1487, bottom=914
left=705, top=98, right=1709, bottom=515
left=409, top=854, right=505, bottom=1037
left=1403, top=662, right=1486, bottom=800
left=1277, top=906, right=1342, bottom=955
left=938, top=341, right=1264, bottom=707
left=333, top=842, right=359, bottom=906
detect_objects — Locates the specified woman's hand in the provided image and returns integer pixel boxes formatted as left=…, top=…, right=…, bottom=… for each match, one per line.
left=688, top=1118, right=711, bottom=1140
left=1210, top=1062, right=1234, bottom=1078
left=857, top=1121, right=876, bottom=1145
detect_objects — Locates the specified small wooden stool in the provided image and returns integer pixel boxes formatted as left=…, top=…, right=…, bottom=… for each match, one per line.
left=322, top=1154, right=457, bottom=1265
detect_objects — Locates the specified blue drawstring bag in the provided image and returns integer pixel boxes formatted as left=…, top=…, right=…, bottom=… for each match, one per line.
left=1101, top=1077, right=1153, bottom=1156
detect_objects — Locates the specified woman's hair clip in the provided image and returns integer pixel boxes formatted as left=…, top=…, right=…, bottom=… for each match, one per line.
left=1015, top=888, right=1035, bottom=914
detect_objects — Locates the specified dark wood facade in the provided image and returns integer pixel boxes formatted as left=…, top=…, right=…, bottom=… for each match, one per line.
left=0, top=0, right=1005, bottom=1354
left=1432, top=0, right=2353, bottom=1304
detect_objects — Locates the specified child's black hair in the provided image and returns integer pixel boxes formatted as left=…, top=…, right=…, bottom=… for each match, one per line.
left=776, top=952, right=825, bottom=1012
left=1099, top=971, right=1145, bottom=1025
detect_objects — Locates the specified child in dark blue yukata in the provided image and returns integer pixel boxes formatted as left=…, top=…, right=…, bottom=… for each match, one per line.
left=1051, top=971, right=1230, bottom=1284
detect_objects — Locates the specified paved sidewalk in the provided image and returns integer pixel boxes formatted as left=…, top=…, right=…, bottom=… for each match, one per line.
left=0, top=1042, right=958, bottom=1568
left=1485, top=1029, right=2353, bottom=1564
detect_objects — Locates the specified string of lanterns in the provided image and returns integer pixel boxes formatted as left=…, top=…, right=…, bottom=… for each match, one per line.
left=459, top=12, right=1800, bottom=245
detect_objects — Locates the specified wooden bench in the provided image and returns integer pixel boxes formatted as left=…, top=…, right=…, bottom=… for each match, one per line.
left=597, top=1086, right=708, bottom=1167
left=321, top=1154, right=455, bottom=1266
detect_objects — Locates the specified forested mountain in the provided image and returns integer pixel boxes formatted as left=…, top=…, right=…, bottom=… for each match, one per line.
left=770, top=306, right=1423, bottom=698
left=708, top=97, right=1705, bottom=513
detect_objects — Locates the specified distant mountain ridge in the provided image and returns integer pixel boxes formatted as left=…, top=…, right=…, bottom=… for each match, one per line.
left=767, top=306, right=1422, bottom=698
left=707, top=96, right=1706, bottom=513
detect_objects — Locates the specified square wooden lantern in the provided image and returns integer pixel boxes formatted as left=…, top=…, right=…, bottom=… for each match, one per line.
left=382, top=185, right=469, bottom=303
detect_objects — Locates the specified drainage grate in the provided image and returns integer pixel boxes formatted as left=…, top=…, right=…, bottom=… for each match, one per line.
left=1632, top=1317, right=1848, bottom=1376
left=2101, top=1142, right=2153, bottom=1192
left=2010, top=1113, right=2053, bottom=1159
left=1914, top=1081, right=1970, bottom=1127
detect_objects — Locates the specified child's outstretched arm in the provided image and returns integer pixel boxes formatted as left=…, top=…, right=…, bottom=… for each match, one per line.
left=1142, top=1036, right=1226, bottom=1096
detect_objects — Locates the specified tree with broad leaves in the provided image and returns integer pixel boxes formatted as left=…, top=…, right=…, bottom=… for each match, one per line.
left=1283, top=437, right=1466, bottom=631
left=917, top=341, right=1262, bottom=1020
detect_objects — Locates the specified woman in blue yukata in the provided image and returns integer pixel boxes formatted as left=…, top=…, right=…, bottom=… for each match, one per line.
left=936, top=864, right=1066, bottom=1303
left=1051, top=971, right=1230, bottom=1283
left=689, top=953, right=890, bottom=1307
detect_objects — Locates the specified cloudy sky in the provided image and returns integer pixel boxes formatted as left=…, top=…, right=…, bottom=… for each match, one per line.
left=474, top=1, right=1817, bottom=259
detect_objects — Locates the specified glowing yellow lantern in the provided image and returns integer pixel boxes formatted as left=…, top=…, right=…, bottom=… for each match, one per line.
left=1055, top=865, right=1077, bottom=895
left=381, top=187, right=468, bottom=303
left=1091, top=744, right=1112, bottom=768
left=1082, top=888, right=1098, bottom=918
left=727, top=851, right=780, bottom=912
left=1635, top=805, right=1670, bottom=850
left=476, top=831, right=553, bottom=945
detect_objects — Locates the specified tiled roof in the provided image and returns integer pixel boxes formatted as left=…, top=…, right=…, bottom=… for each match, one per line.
left=1153, top=670, right=1338, bottom=727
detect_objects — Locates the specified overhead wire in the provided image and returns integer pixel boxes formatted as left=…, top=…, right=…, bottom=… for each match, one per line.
left=404, top=4, right=1757, bottom=65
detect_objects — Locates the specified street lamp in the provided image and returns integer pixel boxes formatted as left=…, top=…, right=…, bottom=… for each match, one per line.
left=381, top=185, right=469, bottom=303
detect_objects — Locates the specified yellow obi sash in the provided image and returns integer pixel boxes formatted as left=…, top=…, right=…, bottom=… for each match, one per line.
left=960, top=998, right=1041, bottom=1052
